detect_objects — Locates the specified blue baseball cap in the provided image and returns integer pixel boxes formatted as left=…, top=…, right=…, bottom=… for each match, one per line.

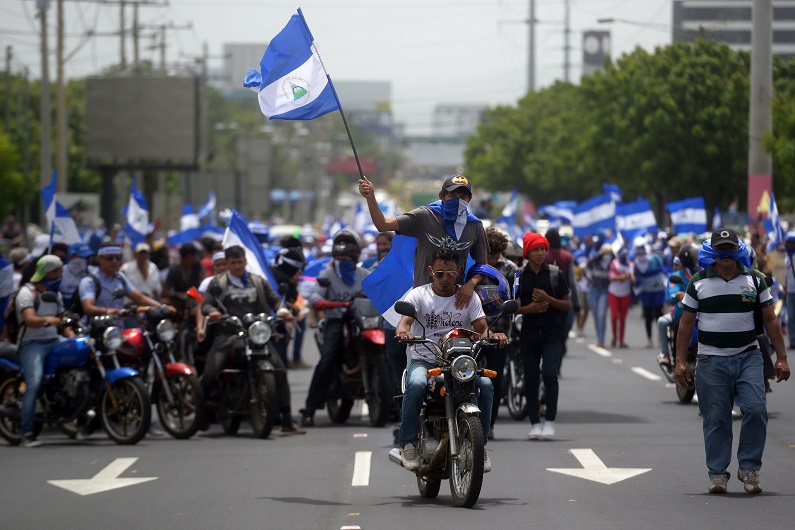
left=68, top=242, right=95, bottom=258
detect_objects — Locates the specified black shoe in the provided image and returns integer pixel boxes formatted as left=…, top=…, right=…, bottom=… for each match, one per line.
left=198, top=415, right=210, bottom=432
left=300, top=410, right=314, bottom=427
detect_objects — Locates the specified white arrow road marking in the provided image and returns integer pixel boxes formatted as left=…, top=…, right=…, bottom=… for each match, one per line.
left=48, top=457, right=157, bottom=496
left=588, top=344, right=612, bottom=357
left=547, top=449, right=651, bottom=485
left=352, top=451, right=372, bottom=487
left=631, top=367, right=662, bottom=381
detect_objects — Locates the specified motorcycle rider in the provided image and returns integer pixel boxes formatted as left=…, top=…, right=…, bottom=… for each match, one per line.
left=657, top=243, right=699, bottom=367
left=271, top=246, right=306, bottom=367
left=395, top=248, right=509, bottom=472
left=300, top=229, right=370, bottom=427
left=200, top=245, right=304, bottom=434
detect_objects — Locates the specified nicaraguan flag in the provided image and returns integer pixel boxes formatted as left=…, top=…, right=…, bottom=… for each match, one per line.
left=712, top=206, right=722, bottom=231
left=572, top=193, right=616, bottom=238
left=539, top=201, right=577, bottom=225
left=354, top=202, right=378, bottom=236
left=243, top=8, right=341, bottom=120
left=764, top=193, right=786, bottom=252
left=167, top=206, right=203, bottom=246
left=222, top=210, right=279, bottom=290
left=197, top=191, right=217, bottom=222
left=361, top=235, right=417, bottom=327
left=666, top=197, right=707, bottom=235
left=496, top=189, right=519, bottom=226
left=615, top=198, right=657, bottom=243
left=125, top=177, right=149, bottom=246
left=41, top=172, right=81, bottom=245
left=602, top=183, right=623, bottom=203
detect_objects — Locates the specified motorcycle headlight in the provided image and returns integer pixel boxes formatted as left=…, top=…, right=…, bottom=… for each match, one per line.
left=361, top=315, right=382, bottom=329
left=248, top=321, right=272, bottom=345
left=102, top=326, right=123, bottom=352
left=451, top=355, right=477, bottom=382
left=156, top=319, right=176, bottom=341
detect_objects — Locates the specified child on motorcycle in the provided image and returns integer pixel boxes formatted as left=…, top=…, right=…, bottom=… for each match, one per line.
left=395, top=248, right=509, bottom=472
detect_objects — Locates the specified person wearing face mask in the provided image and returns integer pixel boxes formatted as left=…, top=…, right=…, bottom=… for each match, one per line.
left=358, top=174, right=488, bottom=310
left=586, top=244, right=613, bottom=348
left=14, top=256, right=76, bottom=447
left=608, top=247, right=635, bottom=348
left=300, top=229, right=370, bottom=427
left=60, top=243, right=95, bottom=304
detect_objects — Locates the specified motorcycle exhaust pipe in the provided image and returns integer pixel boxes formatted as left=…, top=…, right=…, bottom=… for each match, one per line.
left=388, top=447, right=404, bottom=468
left=418, top=435, right=448, bottom=475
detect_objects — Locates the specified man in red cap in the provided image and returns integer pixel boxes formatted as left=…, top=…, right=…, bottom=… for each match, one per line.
left=517, top=232, right=571, bottom=440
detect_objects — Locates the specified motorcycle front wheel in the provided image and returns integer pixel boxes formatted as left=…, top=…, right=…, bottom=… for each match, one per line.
left=449, top=414, right=484, bottom=508
left=366, top=356, right=392, bottom=427
left=99, top=377, right=151, bottom=445
left=154, top=374, right=204, bottom=439
left=327, top=378, right=354, bottom=424
left=250, top=371, right=277, bottom=439
left=0, top=376, right=35, bottom=445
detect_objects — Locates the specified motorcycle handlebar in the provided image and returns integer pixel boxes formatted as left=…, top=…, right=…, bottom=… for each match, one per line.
left=313, top=299, right=351, bottom=311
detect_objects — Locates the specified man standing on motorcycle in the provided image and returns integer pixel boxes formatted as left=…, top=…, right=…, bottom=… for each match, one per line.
left=395, top=248, right=509, bottom=472
left=300, top=229, right=370, bottom=427
left=200, top=245, right=304, bottom=434
left=675, top=228, right=790, bottom=494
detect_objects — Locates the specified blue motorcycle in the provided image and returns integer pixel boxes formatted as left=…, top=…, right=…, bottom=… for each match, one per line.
left=0, top=293, right=151, bottom=445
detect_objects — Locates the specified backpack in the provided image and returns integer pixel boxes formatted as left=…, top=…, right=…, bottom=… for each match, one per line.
left=514, top=264, right=560, bottom=300
left=4, top=283, right=39, bottom=344
left=68, top=274, right=102, bottom=316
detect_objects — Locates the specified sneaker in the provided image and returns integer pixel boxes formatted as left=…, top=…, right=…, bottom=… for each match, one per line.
left=300, top=410, right=314, bottom=427
left=281, top=423, right=306, bottom=435
left=148, top=421, right=165, bottom=438
left=708, top=474, right=728, bottom=493
left=737, top=469, right=762, bottom=494
left=483, top=452, right=492, bottom=473
left=541, top=421, right=556, bottom=439
left=20, top=436, right=41, bottom=448
left=75, top=427, right=91, bottom=441
left=658, top=353, right=671, bottom=366
left=402, top=443, right=419, bottom=471
left=528, top=423, right=543, bottom=440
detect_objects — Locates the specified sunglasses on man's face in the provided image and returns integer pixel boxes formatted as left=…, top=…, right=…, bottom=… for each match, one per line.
left=103, top=255, right=122, bottom=262
left=431, top=270, right=457, bottom=278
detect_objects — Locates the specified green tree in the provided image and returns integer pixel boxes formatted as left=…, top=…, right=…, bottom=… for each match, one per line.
left=0, top=129, right=27, bottom=218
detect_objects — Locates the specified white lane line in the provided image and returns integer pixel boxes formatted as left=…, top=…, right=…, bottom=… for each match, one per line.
left=360, top=401, right=369, bottom=420
left=631, top=367, right=662, bottom=381
left=341, top=526, right=362, bottom=530
left=353, top=433, right=368, bottom=438
left=588, top=344, right=612, bottom=357
left=352, top=451, right=372, bottom=487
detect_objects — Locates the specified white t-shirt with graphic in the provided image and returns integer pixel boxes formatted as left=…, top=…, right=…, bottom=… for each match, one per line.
left=403, top=284, right=485, bottom=363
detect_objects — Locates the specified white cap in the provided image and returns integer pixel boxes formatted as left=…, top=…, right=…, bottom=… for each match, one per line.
left=134, top=243, right=151, bottom=253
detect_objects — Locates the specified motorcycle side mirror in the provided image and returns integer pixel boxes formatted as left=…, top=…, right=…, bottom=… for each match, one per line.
left=111, top=288, right=126, bottom=299
left=317, top=277, right=331, bottom=288
left=41, top=292, right=59, bottom=303
left=394, top=301, right=417, bottom=318
left=499, top=300, right=519, bottom=316
left=669, top=275, right=684, bottom=285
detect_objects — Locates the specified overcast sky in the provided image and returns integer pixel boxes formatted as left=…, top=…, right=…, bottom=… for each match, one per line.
left=2, top=0, right=673, bottom=134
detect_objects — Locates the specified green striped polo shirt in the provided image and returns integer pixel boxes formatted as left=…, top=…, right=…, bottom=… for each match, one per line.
left=682, top=264, right=772, bottom=356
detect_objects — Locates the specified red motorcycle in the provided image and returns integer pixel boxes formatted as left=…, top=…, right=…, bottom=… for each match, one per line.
left=118, top=306, right=205, bottom=439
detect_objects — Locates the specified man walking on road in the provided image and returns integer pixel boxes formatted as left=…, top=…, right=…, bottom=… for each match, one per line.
left=676, top=228, right=790, bottom=494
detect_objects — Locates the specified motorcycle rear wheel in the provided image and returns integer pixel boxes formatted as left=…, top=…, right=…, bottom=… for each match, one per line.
left=676, top=380, right=695, bottom=403
left=327, top=378, right=354, bottom=424
left=366, top=357, right=392, bottom=427
left=506, top=362, right=528, bottom=421
left=154, top=374, right=204, bottom=439
left=0, top=377, right=40, bottom=445
left=99, top=377, right=151, bottom=445
left=250, top=371, right=277, bottom=439
left=449, top=414, right=484, bottom=508
left=417, top=475, right=441, bottom=498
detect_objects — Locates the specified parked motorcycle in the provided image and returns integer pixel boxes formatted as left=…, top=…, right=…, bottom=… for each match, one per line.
left=0, top=293, right=151, bottom=445
left=118, top=305, right=205, bottom=439
left=388, top=299, right=518, bottom=508
left=313, top=291, right=392, bottom=427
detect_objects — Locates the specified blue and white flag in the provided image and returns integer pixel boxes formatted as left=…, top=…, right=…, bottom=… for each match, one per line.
left=197, top=191, right=217, bottom=222
left=361, top=235, right=417, bottom=327
left=602, top=183, right=623, bottom=203
left=615, top=198, right=657, bottom=243
left=167, top=206, right=203, bottom=246
left=354, top=202, right=378, bottom=236
left=539, top=201, right=577, bottom=225
left=712, top=206, right=722, bottom=231
left=41, top=172, right=81, bottom=245
left=572, top=193, right=616, bottom=238
left=243, top=9, right=341, bottom=121
left=125, top=177, right=149, bottom=246
left=764, top=193, right=786, bottom=252
left=666, top=197, right=707, bottom=235
left=222, top=210, right=279, bottom=290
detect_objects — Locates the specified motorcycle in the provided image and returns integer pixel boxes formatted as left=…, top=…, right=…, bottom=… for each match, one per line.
left=313, top=291, right=392, bottom=427
left=387, top=298, right=518, bottom=508
left=204, top=286, right=284, bottom=439
left=117, top=305, right=205, bottom=439
left=0, top=292, right=151, bottom=445
left=660, top=275, right=697, bottom=403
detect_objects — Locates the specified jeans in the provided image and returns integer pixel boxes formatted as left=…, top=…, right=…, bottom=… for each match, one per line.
left=304, top=319, right=345, bottom=413
left=695, top=350, right=767, bottom=478
left=482, top=346, right=508, bottom=428
left=398, top=359, right=493, bottom=447
left=587, top=287, right=608, bottom=345
left=384, top=331, right=407, bottom=402
left=787, top=293, right=795, bottom=348
left=20, top=337, right=63, bottom=436
left=521, top=330, right=564, bottom=424
left=657, top=314, right=672, bottom=354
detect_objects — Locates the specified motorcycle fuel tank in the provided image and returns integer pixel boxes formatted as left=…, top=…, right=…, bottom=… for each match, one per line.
left=46, top=336, right=92, bottom=374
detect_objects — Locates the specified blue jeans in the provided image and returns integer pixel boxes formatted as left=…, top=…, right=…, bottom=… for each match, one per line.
left=695, top=350, right=767, bottom=478
left=786, top=293, right=795, bottom=348
left=657, top=314, right=672, bottom=354
left=20, top=337, right=63, bottom=436
left=587, top=287, right=608, bottom=345
left=398, top=359, right=492, bottom=447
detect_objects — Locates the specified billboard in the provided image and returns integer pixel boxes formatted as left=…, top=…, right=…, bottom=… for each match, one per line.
left=86, top=76, right=198, bottom=167
left=582, top=30, right=611, bottom=78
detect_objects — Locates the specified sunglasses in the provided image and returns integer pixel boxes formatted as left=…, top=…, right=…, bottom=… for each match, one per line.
left=103, top=255, right=122, bottom=262
left=431, top=270, right=458, bottom=278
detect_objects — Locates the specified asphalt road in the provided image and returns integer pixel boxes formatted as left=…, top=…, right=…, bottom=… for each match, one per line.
left=2, top=306, right=794, bottom=529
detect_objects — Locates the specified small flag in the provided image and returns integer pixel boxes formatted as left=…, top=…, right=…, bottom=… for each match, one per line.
left=572, top=193, right=616, bottom=238
left=125, top=177, right=150, bottom=246
left=764, top=193, right=786, bottom=252
left=41, top=172, right=81, bottom=245
left=222, top=210, right=279, bottom=290
left=666, top=197, right=707, bottom=235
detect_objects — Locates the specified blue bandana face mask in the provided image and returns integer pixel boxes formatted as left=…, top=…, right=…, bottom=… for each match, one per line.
left=42, top=277, right=62, bottom=293
left=698, top=240, right=751, bottom=269
left=336, top=259, right=356, bottom=286
left=441, top=198, right=469, bottom=222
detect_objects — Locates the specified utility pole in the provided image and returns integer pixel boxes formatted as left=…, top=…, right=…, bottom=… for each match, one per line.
left=56, top=0, right=67, bottom=192
left=120, top=0, right=127, bottom=69
left=563, top=0, right=571, bottom=83
left=4, top=46, right=10, bottom=132
left=39, top=0, right=52, bottom=226
left=748, top=0, right=773, bottom=222
left=133, top=3, right=139, bottom=67
left=528, top=0, right=535, bottom=92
